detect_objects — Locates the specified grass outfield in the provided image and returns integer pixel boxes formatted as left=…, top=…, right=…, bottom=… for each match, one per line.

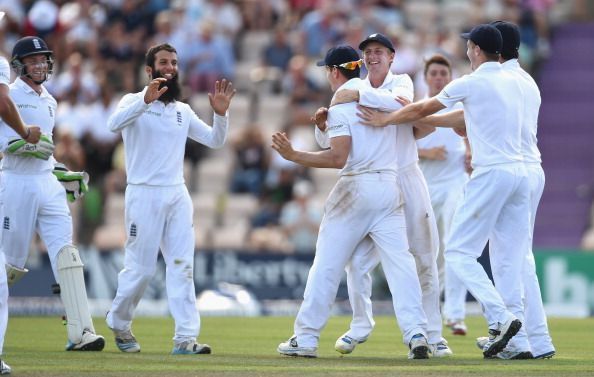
left=4, top=315, right=594, bottom=376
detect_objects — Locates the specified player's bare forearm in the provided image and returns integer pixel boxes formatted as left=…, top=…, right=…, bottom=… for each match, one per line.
left=413, top=124, right=436, bottom=140
left=421, top=109, right=465, bottom=128
left=0, top=88, right=39, bottom=142
left=359, top=98, right=444, bottom=127
left=330, top=89, right=359, bottom=107
left=272, top=132, right=349, bottom=169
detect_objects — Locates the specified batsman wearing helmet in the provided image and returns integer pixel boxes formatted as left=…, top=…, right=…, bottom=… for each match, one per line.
left=1, top=36, right=105, bottom=352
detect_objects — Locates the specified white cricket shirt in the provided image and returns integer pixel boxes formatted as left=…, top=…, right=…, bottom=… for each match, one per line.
left=0, top=77, right=57, bottom=174
left=436, top=62, right=524, bottom=168
left=359, top=72, right=418, bottom=169
left=502, top=59, right=542, bottom=164
left=108, top=88, right=228, bottom=186
left=326, top=78, right=398, bottom=176
left=416, top=102, right=467, bottom=184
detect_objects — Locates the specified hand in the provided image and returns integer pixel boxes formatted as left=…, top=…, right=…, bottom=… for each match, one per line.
left=330, top=89, right=358, bottom=107
left=271, top=132, right=296, bottom=161
left=465, top=150, right=473, bottom=175
left=395, top=96, right=411, bottom=107
left=453, top=125, right=467, bottom=137
left=52, top=163, right=90, bottom=202
left=24, top=126, right=41, bottom=144
left=6, top=134, right=54, bottom=160
left=357, top=105, right=390, bottom=127
left=427, top=146, right=447, bottom=161
left=311, top=107, right=328, bottom=131
left=144, top=77, right=168, bottom=104
left=209, top=79, right=236, bottom=116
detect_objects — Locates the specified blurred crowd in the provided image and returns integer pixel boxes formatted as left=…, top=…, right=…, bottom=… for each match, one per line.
left=0, top=0, right=589, bottom=255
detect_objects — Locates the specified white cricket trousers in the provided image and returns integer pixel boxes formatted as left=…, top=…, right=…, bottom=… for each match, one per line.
left=445, top=164, right=530, bottom=331
left=429, top=175, right=469, bottom=322
left=294, top=172, right=427, bottom=348
left=1, top=172, right=73, bottom=278
left=344, top=163, right=442, bottom=344
left=490, top=163, right=554, bottom=355
left=107, top=184, right=200, bottom=343
left=0, top=251, right=7, bottom=356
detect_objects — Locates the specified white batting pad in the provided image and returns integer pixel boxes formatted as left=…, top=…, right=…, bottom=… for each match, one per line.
left=57, top=245, right=95, bottom=344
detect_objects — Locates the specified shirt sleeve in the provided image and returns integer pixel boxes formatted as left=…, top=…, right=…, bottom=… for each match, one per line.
left=187, top=109, right=228, bottom=149
left=314, top=126, right=330, bottom=149
left=108, top=91, right=149, bottom=132
left=326, top=106, right=351, bottom=139
left=436, top=76, right=469, bottom=109
left=358, top=74, right=413, bottom=111
left=0, top=57, right=10, bottom=86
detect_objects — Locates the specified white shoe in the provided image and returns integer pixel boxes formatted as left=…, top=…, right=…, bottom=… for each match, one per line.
left=407, top=334, right=429, bottom=359
left=65, top=330, right=105, bottom=351
left=482, top=317, right=522, bottom=358
left=446, top=319, right=467, bottom=336
left=334, top=333, right=368, bottom=354
left=277, top=336, right=317, bottom=358
left=0, top=359, right=11, bottom=375
left=495, top=350, right=533, bottom=359
left=172, top=341, right=212, bottom=355
left=476, top=336, right=489, bottom=351
left=111, top=328, right=141, bottom=353
left=429, top=339, right=453, bottom=357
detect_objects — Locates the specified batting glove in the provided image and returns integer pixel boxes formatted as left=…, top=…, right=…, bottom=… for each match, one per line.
left=6, top=134, right=55, bottom=160
left=52, top=163, right=90, bottom=202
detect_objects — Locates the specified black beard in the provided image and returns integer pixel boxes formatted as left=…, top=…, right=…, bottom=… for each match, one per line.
left=153, top=70, right=181, bottom=103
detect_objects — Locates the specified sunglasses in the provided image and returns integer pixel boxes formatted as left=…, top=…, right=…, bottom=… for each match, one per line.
left=331, top=59, right=363, bottom=70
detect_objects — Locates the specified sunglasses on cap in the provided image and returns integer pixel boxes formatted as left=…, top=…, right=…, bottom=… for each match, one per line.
left=331, top=59, right=363, bottom=70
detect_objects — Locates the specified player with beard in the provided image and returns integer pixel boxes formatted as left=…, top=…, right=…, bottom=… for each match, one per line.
left=106, top=43, right=235, bottom=355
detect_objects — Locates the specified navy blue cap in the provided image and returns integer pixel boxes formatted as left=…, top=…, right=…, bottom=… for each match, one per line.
left=461, top=24, right=502, bottom=54
left=358, top=33, right=395, bottom=52
left=316, top=45, right=360, bottom=67
left=491, top=21, right=520, bottom=58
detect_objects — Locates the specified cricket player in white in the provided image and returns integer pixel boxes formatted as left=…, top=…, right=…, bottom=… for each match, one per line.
left=1, top=36, right=105, bottom=353
left=475, top=21, right=555, bottom=360
left=358, top=24, right=530, bottom=358
left=274, top=45, right=429, bottom=359
left=106, top=43, right=235, bottom=355
left=416, top=55, right=470, bottom=336
left=319, top=34, right=448, bottom=357
left=0, top=25, right=43, bottom=373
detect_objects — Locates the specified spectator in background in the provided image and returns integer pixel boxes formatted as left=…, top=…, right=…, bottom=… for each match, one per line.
left=298, top=0, right=345, bottom=57
left=263, top=26, right=294, bottom=73
left=230, top=126, right=268, bottom=196
left=279, top=180, right=322, bottom=253
left=202, top=0, right=243, bottom=39
left=49, top=51, right=99, bottom=103
left=184, top=20, right=235, bottom=93
left=282, top=54, right=325, bottom=125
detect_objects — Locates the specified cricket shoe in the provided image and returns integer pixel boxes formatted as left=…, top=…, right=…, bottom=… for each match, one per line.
left=446, top=319, right=467, bottom=336
left=65, top=330, right=105, bottom=351
left=112, top=328, right=141, bottom=353
left=429, top=339, right=453, bottom=357
left=277, top=336, right=317, bottom=358
left=481, top=317, right=522, bottom=358
left=334, top=333, right=368, bottom=354
left=407, top=333, right=429, bottom=359
left=0, top=360, right=10, bottom=375
left=477, top=337, right=533, bottom=359
left=172, top=341, right=212, bottom=355
left=533, top=350, right=555, bottom=359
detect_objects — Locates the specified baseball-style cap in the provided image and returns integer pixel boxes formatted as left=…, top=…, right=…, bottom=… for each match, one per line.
left=491, top=21, right=520, bottom=57
left=316, top=45, right=361, bottom=67
left=358, top=33, right=395, bottom=52
left=461, top=24, right=502, bottom=54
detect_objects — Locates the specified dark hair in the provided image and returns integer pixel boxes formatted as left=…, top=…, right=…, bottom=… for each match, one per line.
left=501, top=49, right=519, bottom=61
left=337, top=67, right=360, bottom=80
left=423, top=54, right=452, bottom=76
left=145, top=43, right=177, bottom=69
left=483, top=51, right=500, bottom=62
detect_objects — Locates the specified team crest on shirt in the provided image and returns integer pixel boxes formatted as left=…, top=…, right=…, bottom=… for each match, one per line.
left=176, top=111, right=182, bottom=126
left=129, top=223, right=137, bottom=237
left=48, top=106, right=53, bottom=117
left=3, top=217, right=9, bottom=230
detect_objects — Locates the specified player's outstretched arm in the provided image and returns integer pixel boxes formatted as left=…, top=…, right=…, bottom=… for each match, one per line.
left=0, top=84, right=40, bottom=143
left=208, top=79, right=236, bottom=116
left=358, top=97, right=445, bottom=127
left=271, top=132, right=350, bottom=169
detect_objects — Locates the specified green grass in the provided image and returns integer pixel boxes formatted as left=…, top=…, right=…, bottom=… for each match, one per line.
left=4, top=315, right=594, bottom=376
